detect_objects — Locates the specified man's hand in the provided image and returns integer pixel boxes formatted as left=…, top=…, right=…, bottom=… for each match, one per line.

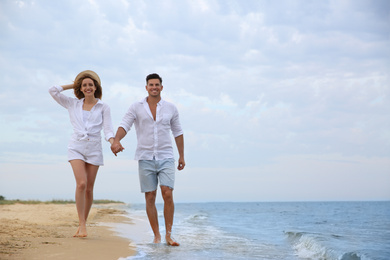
left=177, top=157, right=185, bottom=171
left=111, top=141, right=124, bottom=156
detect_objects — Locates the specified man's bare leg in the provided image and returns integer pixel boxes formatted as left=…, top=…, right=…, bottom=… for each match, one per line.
left=161, top=186, right=180, bottom=246
left=145, top=190, right=161, bottom=243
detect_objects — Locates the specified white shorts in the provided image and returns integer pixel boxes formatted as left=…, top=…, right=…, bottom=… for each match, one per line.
left=67, top=139, right=103, bottom=166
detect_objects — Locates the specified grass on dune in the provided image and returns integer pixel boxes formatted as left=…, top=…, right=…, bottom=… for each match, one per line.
left=0, top=197, right=124, bottom=205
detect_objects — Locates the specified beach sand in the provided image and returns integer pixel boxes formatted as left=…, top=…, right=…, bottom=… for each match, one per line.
left=0, top=203, right=136, bottom=260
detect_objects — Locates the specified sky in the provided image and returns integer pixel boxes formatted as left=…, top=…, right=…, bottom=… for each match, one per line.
left=0, top=0, right=389, bottom=204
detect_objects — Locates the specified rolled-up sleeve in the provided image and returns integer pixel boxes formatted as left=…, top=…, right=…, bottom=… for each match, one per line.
left=171, top=107, right=183, bottom=138
left=48, top=85, right=71, bottom=109
left=119, top=104, right=136, bottom=133
left=102, top=104, right=115, bottom=141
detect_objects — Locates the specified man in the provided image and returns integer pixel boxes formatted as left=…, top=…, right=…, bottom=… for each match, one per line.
left=111, top=73, right=185, bottom=246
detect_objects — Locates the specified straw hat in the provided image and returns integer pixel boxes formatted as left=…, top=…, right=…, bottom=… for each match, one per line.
left=74, top=70, right=101, bottom=85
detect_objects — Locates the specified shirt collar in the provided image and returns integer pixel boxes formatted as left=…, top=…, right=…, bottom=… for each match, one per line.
left=142, top=97, right=164, bottom=106
left=80, top=98, right=103, bottom=105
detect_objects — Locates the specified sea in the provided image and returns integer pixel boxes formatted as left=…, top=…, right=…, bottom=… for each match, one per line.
left=112, top=201, right=390, bottom=260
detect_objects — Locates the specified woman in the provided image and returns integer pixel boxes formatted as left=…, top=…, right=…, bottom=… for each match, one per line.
left=49, top=70, right=114, bottom=237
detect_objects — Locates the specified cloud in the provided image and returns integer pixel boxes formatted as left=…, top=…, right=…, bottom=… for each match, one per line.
left=0, top=0, right=389, bottom=202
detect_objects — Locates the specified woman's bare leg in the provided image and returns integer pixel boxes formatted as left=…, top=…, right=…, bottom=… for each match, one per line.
left=84, top=163, right=99, bottom=221
left=70, top=160, right=89, bottom=237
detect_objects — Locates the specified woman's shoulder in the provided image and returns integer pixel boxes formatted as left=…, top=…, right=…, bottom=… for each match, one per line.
left=97, top=99, right=111, bottom=109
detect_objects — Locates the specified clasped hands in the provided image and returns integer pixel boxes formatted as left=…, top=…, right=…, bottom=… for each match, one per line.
left=110, top=141, right=185, bottom=171
left=111, top=141, right=124, bottom=156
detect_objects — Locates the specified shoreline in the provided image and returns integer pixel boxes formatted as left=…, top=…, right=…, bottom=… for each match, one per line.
left=0, top=203, right=136, bottom=260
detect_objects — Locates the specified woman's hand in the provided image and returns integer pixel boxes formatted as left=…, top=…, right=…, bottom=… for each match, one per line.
left=108, top=137, right=114, bottom=145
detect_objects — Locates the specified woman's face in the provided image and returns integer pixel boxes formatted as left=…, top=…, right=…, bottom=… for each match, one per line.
left=80, top=78, right=96, bottom=97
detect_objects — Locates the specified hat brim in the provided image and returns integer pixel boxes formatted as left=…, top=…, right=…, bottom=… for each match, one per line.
left=75, top=70, right=101, bottom=85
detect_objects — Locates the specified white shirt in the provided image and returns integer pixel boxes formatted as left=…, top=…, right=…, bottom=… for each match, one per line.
left=119, top=97, right=183, bottom=160
left=49, top=85, right=114, bottom=142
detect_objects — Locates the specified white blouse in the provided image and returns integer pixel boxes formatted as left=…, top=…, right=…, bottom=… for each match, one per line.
left=49, top=85, right=114, bottom=142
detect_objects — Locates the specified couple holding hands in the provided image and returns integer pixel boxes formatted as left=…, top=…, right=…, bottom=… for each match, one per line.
left=49, top=71, right=184, bottom=246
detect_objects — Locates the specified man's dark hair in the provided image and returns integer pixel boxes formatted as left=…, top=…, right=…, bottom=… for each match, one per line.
left=146, top=73, right=162, bottom=84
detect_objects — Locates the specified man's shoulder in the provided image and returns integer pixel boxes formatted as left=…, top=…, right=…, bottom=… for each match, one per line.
left=161, top=99, right=178, bottom=109
left=131, top=98, right=146, bottom=105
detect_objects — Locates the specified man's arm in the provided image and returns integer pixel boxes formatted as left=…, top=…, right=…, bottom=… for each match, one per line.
left=174, top=134, right=185, bottom=170
left=111, top=127, right=127, bottom=156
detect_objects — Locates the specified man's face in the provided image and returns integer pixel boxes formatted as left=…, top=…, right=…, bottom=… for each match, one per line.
left=146, top=78, right=163, bottom=97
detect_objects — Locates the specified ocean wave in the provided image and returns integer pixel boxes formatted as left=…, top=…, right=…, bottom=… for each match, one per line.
left=285, top=231, right=366, bottom=260
left=183, top=213, right=209, bottom=224
left=340, top=252, right=363, bottom=260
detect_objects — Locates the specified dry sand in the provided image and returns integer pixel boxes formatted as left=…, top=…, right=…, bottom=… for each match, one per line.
left=0, top=203, right=136, bottom=260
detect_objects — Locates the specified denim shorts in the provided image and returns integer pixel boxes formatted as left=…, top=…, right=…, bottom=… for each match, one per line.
left=138, top=158, right=175, bottom=193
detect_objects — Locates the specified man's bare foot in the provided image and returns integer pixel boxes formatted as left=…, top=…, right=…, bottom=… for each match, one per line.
left=153, top=235, right=161, bottom=244
left=166, top=235, right=180, bottom=246
left=73, top=225, right=87, bottom=237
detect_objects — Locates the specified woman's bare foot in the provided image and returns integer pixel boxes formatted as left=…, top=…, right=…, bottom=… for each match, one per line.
left=73, top=226, right=80, bottom=237
left=166, top=235, right=180, bottom=246
left=73, top=225, right=87, bottom=237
